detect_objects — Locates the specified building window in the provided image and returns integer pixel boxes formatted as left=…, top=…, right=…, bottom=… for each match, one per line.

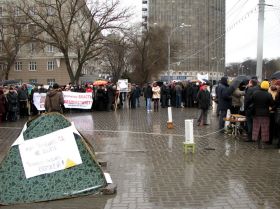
left=29, top=7, right=35, bottom=16
left=47, top=79, right=55, bottom=86
left=47, top=60, right=55, bottom=70
left=81, top=68, right=87, bottom=75
left=0, top=7, right=3, bottom=17
left=30, top=42, right=35, bottom=53
left=28, top=24, right=36, bottom=37
left=14, top=7, right=20, bottom=16
left=29, top=61, right=37, bottom=71
left=15, top=62, right=22, bottom=71
left=47, top=6, right=54, bottom=16
left=47, top=45, right=54, bottom=52
left=29, top=79, right=37, bottom=85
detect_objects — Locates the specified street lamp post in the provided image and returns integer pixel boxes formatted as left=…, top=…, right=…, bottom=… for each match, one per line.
left=168, top=23, right=191, bottom=82
left=211, top=57, right=216, bottom=85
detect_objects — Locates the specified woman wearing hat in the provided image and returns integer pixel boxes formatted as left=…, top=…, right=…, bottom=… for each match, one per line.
left=251, top=81, right=274, bottom=148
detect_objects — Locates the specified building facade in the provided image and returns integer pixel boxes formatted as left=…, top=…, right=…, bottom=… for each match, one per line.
left=142, top=0, right=225, bottom=81
left=0, top=0, right=100, bottom=86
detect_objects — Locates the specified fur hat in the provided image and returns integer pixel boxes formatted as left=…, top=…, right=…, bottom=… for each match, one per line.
left=260, top=81, right=270, bottom=90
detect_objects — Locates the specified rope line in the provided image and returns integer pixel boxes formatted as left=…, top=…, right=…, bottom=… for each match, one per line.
left=0, top=126, right=225, bottom=139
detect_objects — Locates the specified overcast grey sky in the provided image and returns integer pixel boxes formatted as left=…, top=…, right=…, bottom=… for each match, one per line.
left=119, top=0, right=280, bottom=64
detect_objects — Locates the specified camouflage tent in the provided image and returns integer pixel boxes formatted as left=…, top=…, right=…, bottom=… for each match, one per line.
left=0, top=113, right=107, bottom=205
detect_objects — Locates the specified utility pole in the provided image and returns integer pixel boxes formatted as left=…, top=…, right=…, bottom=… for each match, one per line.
left=256, top=0, right=265, bottom=81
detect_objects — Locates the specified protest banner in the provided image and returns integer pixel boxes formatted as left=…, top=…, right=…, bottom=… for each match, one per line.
left=33, top=93, right=47, bottom=111
left=19, top=126, right=83, bottom=178
left=197, top=73, right=209, bottom=82
left=62, top=91, right=93, bottom=109
left=117, top=79, right=129, bottom=92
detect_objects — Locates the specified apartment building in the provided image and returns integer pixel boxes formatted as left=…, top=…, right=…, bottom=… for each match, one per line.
left=143, top=0, right=225, bottom=81
left=0, top=0, right=99, bottom=86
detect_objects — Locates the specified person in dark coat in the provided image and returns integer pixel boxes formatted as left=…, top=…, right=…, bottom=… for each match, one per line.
left=192, top=83, right=199, bottom=107
left=170, top=84, right=176, bottom=107
left=160, top=83, right=168, bottom=108
left=135, top=85, right=141, bottom=107
left=6, top=86, right=19, bottom=121
left=244, top=79, right=259, bottom=141
left=17, top=84, right=29, bottom=117
left=251, top=81, right=274, bottom=148
left=196, top=84, right=211, bottom=126
left=216, top=76, right=234, bottom=131
left=129, top=84, right=137, bottom=109
left=0, top=88, right=6, bottom=122
left=184, top=82, right=193, bottom=107
left=146, top=83, right=153, bottom=111
left=95, top=86, right=106, bottom=111
left=106, top=85, right=115, bottom=111
left=175, top=83, right=182, bottom=108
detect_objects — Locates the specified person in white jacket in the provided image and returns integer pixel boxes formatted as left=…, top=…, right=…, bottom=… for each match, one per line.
left=152, top=83, right=161, bottom=112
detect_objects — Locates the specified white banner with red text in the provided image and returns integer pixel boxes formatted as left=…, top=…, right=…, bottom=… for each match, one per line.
left=62, top=91, right=93, bottom=109
left=33, top=93, right=47, bottom=111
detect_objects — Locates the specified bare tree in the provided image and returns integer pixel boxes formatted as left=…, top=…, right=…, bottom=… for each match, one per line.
left=128, top=25, right=168, bottom=84
left=15, top=0, right=129, bottom=84
left=0, top=4, right=31, bottom=80
left=102, top=33, right=130, bottom=83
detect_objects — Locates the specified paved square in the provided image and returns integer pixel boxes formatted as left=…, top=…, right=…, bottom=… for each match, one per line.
left=0, top=105, right=280, bottom=209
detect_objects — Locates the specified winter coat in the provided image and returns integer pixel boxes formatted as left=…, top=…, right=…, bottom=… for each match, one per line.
left=197, top=89, right=211, bottom=110
left=252, top=89, right=273, bottom=117
left=0, top=93, right=6, bottom=115
left=232, top=88, right=245, bottom=107
left=17, top=87, right=29, bottom=101
left=175, top=84, right=182, bottom=96
left=152, top=86, right=161, bottom=99
left=44, top=89, right=64, bottom=113
left=244, top=85, right=259, bottom=111
left=216, top=83, right=233, bottom=111
left=6, top=91, right=18, bottom=112
left=146, top=86, right=153, bottom=99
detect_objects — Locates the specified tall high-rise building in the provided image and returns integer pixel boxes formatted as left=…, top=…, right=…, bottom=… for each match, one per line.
left=142, top=0, right=225, bottom=81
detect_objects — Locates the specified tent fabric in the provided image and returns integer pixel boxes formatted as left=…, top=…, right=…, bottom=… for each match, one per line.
left=0, top=113, right=107, bottom=205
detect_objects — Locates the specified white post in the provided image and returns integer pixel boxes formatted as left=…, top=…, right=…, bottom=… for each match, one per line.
left=168, top=35, right=171, bottom=82
left=184, top=119, right=194, bottom=144
left=167, top=107, right=173, bottom=122
left=256, top=0, right=265, bottom=81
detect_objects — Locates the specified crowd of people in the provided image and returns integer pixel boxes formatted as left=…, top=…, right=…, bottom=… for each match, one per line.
left=215, top=76, right=280, bottom=149
left=0, top=77, right=280, bottom=149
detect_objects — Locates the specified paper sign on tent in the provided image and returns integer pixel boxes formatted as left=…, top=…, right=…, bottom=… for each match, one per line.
left=19, top=126, right=82, bottom=179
